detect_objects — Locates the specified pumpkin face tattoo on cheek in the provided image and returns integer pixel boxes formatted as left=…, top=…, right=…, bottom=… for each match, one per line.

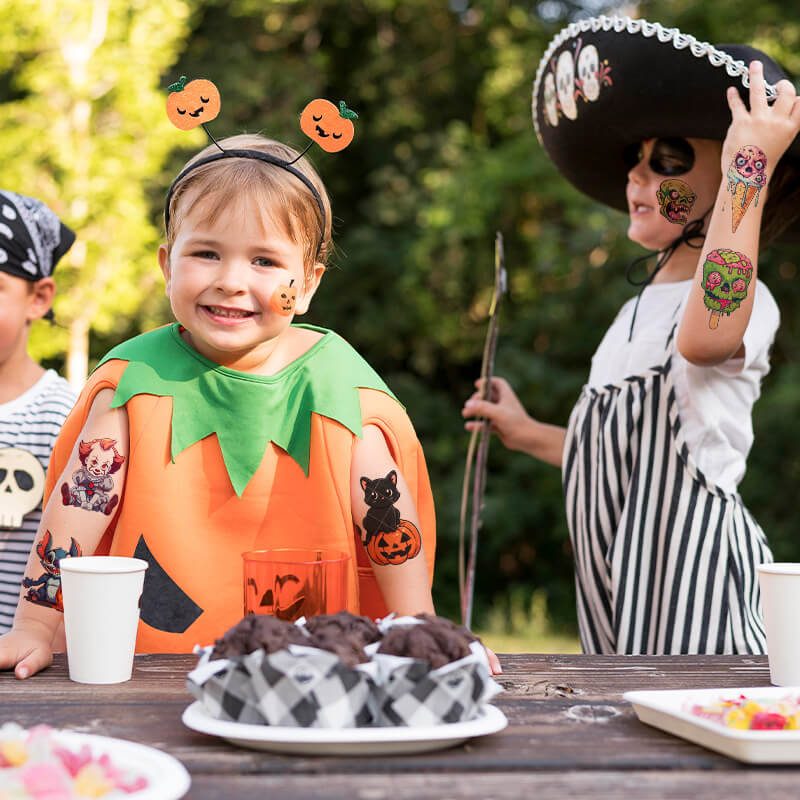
left=357, top=470, right=422, bottom=566
left=59, top=438, right=125, bottom=516
left=22, top=530, right=82, bottom=612
left=656, top=178, right=696, bottom=225
left=269, top=279, right=297, bottom=316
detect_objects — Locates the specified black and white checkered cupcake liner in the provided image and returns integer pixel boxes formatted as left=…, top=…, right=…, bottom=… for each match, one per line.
left=187, top=643, right=378, bottom=728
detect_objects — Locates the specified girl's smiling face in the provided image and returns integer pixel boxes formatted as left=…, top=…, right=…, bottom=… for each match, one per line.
left=626, top=137, right=722, bottom=250
left=158, top=188, right=322, bottom=371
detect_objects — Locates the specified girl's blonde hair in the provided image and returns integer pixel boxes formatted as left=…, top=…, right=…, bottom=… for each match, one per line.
left=165, top=134, right=333, bottom=278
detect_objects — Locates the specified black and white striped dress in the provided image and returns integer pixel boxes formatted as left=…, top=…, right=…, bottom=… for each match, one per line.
left=0, top=371, right=77, bottom=632
left=563, top=324, right=772, bottom=655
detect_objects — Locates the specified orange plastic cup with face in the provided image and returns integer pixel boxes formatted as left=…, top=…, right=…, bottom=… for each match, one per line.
left=242, top=548, right=350, bottom=621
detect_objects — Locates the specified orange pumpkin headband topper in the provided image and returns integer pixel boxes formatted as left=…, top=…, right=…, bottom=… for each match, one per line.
left=164, top=76, right=359, bottom=257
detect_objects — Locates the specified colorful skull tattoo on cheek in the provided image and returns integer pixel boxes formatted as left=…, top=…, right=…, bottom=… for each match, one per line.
left=656, top=179, right=697, bottom=225
left=701, top=248, right=753, bottom=329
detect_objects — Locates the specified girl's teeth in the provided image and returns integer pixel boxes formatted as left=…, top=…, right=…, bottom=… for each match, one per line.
left=209, top=306, right=250, bottom=318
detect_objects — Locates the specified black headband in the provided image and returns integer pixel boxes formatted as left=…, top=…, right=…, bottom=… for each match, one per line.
left=163, top=149, right=326, bottom=259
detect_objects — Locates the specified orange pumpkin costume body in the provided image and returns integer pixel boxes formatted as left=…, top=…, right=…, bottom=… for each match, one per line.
left=43, top=325, right=436, bottom=653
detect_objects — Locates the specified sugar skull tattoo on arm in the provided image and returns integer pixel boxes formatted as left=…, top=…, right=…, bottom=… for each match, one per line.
left=701, top=248, right=753, bottom=329
left=357, top=470, right=422, bottom=566
left=657, top=179, right=696, bottom=225
left=727, top=145, right=767, bottom=233
left=59, top=438, right=125, bottom=516
left=22, top=530, right=82, bottom=612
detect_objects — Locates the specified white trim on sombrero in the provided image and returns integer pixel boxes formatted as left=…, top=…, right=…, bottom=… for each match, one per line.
left=531, top=15, right=779, bottom=147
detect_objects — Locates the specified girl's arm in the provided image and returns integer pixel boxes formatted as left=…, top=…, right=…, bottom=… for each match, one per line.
left=0, top=389, right=129, bottom=678
left=351, top=424, right=434, bottom=616
left=678, top=61, right=800, bottom=366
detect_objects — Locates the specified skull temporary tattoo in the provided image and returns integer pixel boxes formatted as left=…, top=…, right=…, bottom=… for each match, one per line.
left=0, top=447, right=45, bottom=529
left=656, top=179, right=697, bottom=225
left=556, top=50, right=577, bottom=121
left=543, top=72, right=559, bottom=127
left=701, top=248, right=753, bottom=329
left=577, top=44, right=600, bottom=102
left=727, top=145, right=767, bottom=233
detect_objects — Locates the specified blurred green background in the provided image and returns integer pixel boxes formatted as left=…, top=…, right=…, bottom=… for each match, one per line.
left=3, top=0, right=800, bottom=652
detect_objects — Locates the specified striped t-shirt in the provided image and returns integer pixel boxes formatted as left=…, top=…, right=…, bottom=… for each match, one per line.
left=0, top=370, right=77, bottom=632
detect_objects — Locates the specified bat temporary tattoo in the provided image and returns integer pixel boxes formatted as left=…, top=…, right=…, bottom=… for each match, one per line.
left=727, top=145, right=767, bottom=232
left=701, top=248, right=753, bottom=329
left=60, top=438, right=125, bottom=516
left=657, top=178, right=696, bottom=225
left=359, top=470, right=422, bottom=566
left=22, top=530, right=82, bottom=611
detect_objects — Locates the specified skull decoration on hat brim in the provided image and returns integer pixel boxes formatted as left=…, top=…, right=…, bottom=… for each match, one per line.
left=531, top=15, right=800, bottom=237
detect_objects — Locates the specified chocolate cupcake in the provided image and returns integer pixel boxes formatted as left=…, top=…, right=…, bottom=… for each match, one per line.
left=378, top=617, right=476, bottom=668
left=209, top=613, right=308, bottom=659
left=305, top=610, right=381, bottom=647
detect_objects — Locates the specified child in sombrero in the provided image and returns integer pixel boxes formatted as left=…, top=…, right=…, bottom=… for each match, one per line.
left=463, top=17, right=800, bottom=654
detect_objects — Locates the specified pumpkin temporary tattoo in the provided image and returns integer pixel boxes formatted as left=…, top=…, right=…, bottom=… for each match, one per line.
left=657, top=178, right=696, bottom=225
left=269, top=278, right=297, bottom=316
left=60, top=438, right=125, bottom=516
left=300, top=99, right=358, bottom=153
left=22, top=530, right=81, bottom=612
left=359, top=470, right=422, bottom=566
left=701, top=248, right=753, bottom=329
left=166, top=76, right=221, bottom=131
left=727, top=145, right=767, bottom=233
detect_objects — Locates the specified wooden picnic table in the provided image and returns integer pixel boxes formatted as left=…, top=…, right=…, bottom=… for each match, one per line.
left=0, top=652, right=794, bottom=798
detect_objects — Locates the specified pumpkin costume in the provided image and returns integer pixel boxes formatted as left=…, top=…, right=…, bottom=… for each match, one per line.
left=43, top=324, right=436, bottom=653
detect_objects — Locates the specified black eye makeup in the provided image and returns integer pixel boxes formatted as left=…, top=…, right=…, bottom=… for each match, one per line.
left=623, top=137, right=695, bottom=176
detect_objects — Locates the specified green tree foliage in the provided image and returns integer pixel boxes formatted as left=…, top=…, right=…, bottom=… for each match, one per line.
left=0, top=0, right=197, bottom=380
left=5, top=0, right=800, bottom=637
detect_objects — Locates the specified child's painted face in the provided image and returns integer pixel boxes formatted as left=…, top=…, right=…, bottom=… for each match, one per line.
left=625, top=137, right=722, bottom=251
left=159, top=189, right=322, bottom=371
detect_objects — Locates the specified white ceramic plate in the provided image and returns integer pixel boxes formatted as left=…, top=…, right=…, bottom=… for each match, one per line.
left=182, top=701, right=508, bottom=755
left=624, top=686, right=800, bottom=764
left=10, top=729, right=191, bottom=799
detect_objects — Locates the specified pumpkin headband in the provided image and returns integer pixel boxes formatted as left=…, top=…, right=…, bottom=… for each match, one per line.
left=163, top=76, right=359, bottom=257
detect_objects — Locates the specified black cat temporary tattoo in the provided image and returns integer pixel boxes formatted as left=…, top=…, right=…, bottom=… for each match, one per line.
left=359, top=470, right=422, bottom=566
left=60, top=438, right=125, bottom=515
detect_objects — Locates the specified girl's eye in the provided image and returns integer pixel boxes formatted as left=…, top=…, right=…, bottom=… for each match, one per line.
left=193, top=250, right=218, bottom=260
left=253, top=257, right=276, bottom=267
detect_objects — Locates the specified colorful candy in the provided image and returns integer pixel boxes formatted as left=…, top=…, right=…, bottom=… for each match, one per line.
left=689, top=694, right=800, bottom=731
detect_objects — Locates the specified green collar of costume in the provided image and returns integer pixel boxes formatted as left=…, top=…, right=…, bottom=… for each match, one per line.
left=95, top=324, right=398, bottom=497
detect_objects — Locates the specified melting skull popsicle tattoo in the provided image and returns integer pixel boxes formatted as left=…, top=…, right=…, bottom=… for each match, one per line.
left=727, top=145, right=766, bottom=233
left=701, top=248, right=753, bottom=329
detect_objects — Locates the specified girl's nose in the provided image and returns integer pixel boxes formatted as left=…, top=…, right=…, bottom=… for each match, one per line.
left=213, top=260, right=248, bottom=294
left=627, top=158, right=648, bottom=186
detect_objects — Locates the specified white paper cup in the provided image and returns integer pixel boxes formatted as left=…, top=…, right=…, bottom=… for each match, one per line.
left=60, top=556, right=148, bottom=684
left=757, top=563, right=800, bottom=686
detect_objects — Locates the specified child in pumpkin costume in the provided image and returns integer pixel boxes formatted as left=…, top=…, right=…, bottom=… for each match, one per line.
left=0, top=133, right=437, bottom=675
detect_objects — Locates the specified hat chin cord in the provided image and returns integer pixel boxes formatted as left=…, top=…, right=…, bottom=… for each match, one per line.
left=624, top=208, right=711, bottom=341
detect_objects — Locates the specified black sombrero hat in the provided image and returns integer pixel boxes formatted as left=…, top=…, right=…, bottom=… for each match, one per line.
left=532, top=16, right=800, bottom=229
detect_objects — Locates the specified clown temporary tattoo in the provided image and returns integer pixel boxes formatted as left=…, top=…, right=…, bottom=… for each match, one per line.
left=0, top=446, right=45, bottom=529
left=269, top=279, right=297, bottom=316
left=359, top=470, right=422, bottom=566
left=60, top=438, right=125, bottom=515
left=300, top=99, right=358, bottom=153
left=166, top=76, right=221, bottom=131
left=701, top=248, right=753, bottom=329
left=727, top=146, right=767, bottom=233
left=22, top=530, right=81, bottom=611
left=657, top=179, right=696, bottom=225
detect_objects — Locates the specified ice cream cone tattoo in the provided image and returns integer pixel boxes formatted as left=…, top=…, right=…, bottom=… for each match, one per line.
left=701, top=248, right=753, bottom=329
left=657, top=179, right=696, bottom=225
left=727, top=146, right=766, bottom=233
